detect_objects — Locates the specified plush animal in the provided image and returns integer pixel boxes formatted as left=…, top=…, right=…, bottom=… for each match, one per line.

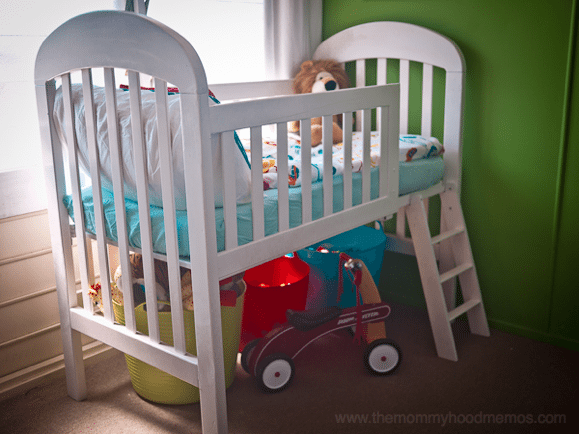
left=113, top=253, right=176, bottom=310
left=113, top=253, right=245, bottom=311
left=289, top=59, right=350, bottom=146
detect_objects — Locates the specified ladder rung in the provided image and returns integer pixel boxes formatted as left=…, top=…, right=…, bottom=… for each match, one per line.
left=448, top=298, right=481, bottom=321
left=439, top=262, right=473, bottom=283
left=431, top=226, right=465, bottom=245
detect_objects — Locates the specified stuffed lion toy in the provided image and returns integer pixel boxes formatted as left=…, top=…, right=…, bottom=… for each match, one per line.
left=289, top=59, right=350, bottom=146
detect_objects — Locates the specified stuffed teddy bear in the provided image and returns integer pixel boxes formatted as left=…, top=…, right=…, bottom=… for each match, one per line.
left=113, top=253, right=175, bottom=310
left=289, top=59, right=350, bottom=146
left=113, top=253, right=245, bottom=311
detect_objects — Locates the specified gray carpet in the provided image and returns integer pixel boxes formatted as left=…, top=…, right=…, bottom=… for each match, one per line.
left=1, top=302, right=577, bottom=434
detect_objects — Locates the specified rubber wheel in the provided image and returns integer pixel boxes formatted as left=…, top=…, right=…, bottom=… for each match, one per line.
left=256, top=353, right=295, bottom=393
left=364, top=339, right=401, bottom=375
left=240, top=339, right=260, bottom=374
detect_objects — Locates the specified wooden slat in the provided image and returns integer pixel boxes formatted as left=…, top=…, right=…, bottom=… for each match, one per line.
left=342, top=111, right=353, bottom=209
left=276, top=122, right=290, bottom=232
left=447, top=299, right=481, bottom=322
left=387, top=87, right=400, bottom=198
left=322, top=115, right=333, bottom=216
left=439, top=263, right=473, bottom=284
left=355, top=59, right=366, bottom=131
left=127, top=71, right=160, bottom=344
left=300, top=119, right=312, bottom=224
left=379, top=104, right=389, bottom=198
left=361, top=108, right=372, bottom=204
left=421, top=63, right=433, bottom=137
left=376, top=58, right=388, bottom=133
left=61, top=73, right=93, bottom=314
left=154, top=78, right=186, bottom=354
left=221, top=132, right=238, bottom=250
left=377, top=58, right=388, bottom=86
left=81, top=68, right=113, bottom=323
left=103, top=68, right=136, bottom=331
left=431, top=226, right=465, bottom=245
left=399, top=59, right=410, bottom=134
left=250, top=126, right=265, bottom=241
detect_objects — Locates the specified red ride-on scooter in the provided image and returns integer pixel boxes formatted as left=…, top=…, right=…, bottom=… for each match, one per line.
left=241, top=254, right=401, bottom=392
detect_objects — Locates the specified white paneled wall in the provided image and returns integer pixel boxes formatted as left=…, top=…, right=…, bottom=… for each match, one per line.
left=0, top=211, right=111, bottom=395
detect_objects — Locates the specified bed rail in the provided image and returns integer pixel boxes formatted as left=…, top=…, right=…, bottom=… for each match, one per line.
left=210, top=83, right=400, bottom=276
left=209, top=79, right=293, bottom=102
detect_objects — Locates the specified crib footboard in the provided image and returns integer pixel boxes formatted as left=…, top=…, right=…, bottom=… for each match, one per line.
left=212, top=83, right=401, bottom=277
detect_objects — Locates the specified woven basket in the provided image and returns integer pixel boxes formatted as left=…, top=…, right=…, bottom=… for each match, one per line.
left=113, top=283, right=244, bottom=404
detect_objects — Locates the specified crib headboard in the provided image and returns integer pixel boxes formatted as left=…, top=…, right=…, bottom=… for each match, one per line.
left=34, top=10, right=219, bottom=346
left=313, top=21, right=466, bottom=194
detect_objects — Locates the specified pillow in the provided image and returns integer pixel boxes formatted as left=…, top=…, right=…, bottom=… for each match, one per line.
left=399, top=135, right=445, bottom=162
left=52, top=84, right=251, bottom=210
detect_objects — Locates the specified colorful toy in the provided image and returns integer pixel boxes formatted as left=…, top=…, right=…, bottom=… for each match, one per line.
left=241, top=254, right=401, bottom=392
left=289, top=59, right=350, bottom=146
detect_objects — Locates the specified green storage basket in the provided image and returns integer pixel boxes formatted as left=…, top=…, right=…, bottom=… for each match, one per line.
left=113, top=284, right=244, bottom=405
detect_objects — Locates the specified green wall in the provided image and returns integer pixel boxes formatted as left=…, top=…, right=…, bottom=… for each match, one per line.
left=322, top=0, right=579, bottom=351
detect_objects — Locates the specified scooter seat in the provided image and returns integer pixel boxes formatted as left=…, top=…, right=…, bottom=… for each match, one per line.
left=286, top=306, right=342, bottom=332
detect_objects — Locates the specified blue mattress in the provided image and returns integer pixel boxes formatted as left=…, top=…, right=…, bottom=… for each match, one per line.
left=64, top=158, right=443, bottom=258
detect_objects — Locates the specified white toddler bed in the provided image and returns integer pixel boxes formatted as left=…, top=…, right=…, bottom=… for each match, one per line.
left=35, top=10, right=489, bottom=434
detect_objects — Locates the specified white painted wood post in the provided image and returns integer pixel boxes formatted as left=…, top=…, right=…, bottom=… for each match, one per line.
left=36, top=80, right=88, bottom=400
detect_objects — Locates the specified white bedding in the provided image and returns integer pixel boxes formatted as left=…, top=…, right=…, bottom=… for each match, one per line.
left=53, top=84, right=252, bottom=210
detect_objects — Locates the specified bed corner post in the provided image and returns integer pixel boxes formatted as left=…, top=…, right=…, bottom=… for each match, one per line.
left=35, top=79, right=88, bottom=401
left=442, top=70, right=465, bottom=198
left=181, top=91, right=228, bottom=434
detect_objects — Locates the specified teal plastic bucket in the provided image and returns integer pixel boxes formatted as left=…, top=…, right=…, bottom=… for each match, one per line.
left=297, top=224, right=386, bottom=309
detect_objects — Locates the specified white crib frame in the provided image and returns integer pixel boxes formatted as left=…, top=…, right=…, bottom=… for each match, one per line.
left=35, top=11, right=479, bottom=434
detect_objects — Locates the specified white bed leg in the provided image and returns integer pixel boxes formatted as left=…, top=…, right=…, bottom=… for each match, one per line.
left=396, top=206, right=406, bottom=238
left=61, top=328, right=88, bottom=401
left=195, top=288, right=228, bottom=434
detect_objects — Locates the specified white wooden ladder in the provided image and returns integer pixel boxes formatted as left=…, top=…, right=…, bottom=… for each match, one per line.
left=404, top=189, right=490, bottom=361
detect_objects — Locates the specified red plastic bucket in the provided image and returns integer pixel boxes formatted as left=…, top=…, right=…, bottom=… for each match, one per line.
left=240, top=253, right=310, bottom=350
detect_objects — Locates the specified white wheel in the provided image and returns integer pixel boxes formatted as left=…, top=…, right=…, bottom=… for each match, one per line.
left=257, top=354, right=294, bottom=392
left=364, top=339, right=401, bottom=375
